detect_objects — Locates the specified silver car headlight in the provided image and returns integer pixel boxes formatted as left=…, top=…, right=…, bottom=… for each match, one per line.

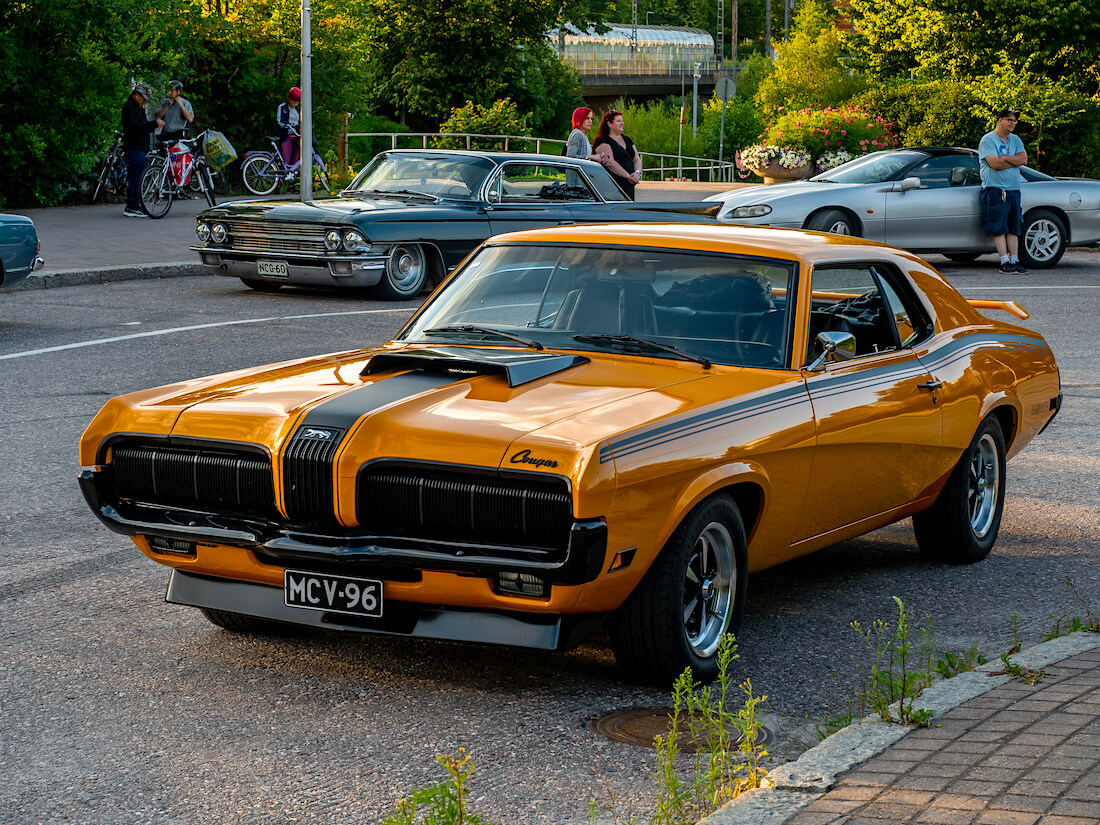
left=343, top=230, right=367, bottom=252
left=211, top=223, right=228, bottom=243
left=195, top=223, right=211, bottom=243
left=729, top=205, right=772, bottom=219
left=325, top=230, right=342, bottom=251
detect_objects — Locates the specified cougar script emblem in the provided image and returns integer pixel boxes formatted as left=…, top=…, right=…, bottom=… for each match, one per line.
left=510, top=449, right=558, bottom=469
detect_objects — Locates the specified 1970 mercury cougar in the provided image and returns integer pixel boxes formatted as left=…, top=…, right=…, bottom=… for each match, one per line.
left=83, top=223, right=1060, bottom=682
left=192, top=149, right=720, bottom=300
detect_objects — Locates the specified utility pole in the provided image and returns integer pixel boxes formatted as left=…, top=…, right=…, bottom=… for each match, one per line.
left=631, top=0, right=638, bottom=54
left=732, top=0, right=738, bottom=63
left=716, top=0, right=724, bottom=63
left=300, top=0, right=313, bottom=201
left=765, top=0, right=771, bottom=57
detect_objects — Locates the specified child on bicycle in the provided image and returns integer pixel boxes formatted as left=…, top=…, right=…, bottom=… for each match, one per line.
left=277, top=87, right=302, bottom=164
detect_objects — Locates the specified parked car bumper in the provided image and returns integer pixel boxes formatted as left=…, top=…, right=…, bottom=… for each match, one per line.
left=192, top=247, right=387, bottom=288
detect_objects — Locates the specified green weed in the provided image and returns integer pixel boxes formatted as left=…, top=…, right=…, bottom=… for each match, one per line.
left=935, top=643, right=989, bottom=679
left=851, top=596, right=935, bottom=726
left=1043, top=578, right=1100, bottom=640
left=381, top=748, right=497, bottom=825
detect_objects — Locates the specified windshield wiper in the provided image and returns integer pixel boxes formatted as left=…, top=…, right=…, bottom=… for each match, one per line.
left=572, top=334, right=711, bottom=369
left=423, top=325, right=545, bottom=350
left=346, top=188, right=438, bottom=202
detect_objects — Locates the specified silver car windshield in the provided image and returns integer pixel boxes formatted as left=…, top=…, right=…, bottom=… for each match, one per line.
left=812, top=150, right=928, bottom=184
left=344, top=153, right=496, bottom=201
left=400, top=244, right=796, bottom=369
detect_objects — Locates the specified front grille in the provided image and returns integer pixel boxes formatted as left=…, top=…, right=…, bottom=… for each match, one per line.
left=112, top=444, right=276, bottom=516
left=357, top=464, right=574, bottom=553
left=224, top=220, right=329, bottom=255
left=282, top=426, right=345, bottom=524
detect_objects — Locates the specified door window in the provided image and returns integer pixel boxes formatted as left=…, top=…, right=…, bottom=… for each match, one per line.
left=910, top=155, right=980, bottom=189
left=488, top=163, right=597, bottom=203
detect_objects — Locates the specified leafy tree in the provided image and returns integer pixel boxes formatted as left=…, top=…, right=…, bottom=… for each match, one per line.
left=0, top=0, right=190, bottom=207
left=851, top=79, right=985, bottom=149
left=433, top=99, right=531, bottom=149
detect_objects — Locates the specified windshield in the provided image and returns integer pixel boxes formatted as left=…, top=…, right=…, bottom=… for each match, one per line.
left=344, top=152, right=495, bottom=201
left=811, top=150, right=928, bottom=184
left=400, top=244, right=796, bottom=369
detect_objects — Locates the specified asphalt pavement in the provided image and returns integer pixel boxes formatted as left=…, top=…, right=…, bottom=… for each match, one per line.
left=5, top=189, right=1100, bottom=825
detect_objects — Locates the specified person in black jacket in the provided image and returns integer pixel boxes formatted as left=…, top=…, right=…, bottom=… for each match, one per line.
left=121, top=83, right=164, bottom=216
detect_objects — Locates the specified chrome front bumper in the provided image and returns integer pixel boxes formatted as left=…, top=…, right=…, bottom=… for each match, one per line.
left=192, top=247, right=386, bottom=288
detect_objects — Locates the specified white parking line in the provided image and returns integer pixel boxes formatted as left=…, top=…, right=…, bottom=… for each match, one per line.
left=0, top=307, right=416, bottom=361
left=961, top=285, right=1100, bottom=290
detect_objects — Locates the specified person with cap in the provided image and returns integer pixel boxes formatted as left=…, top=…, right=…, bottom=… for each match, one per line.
left=277, top=86, right=302, bottom=165
left=120, top=83, right=164, bottom=217
left=979, top=108, right=1029, bottom=273
left=154, top=80, right=194, bottom=144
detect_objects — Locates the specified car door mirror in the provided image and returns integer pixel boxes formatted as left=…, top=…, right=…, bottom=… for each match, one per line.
left=806, top=330, right=857, bottom=372
left=899, top=176, right=921, bottom=192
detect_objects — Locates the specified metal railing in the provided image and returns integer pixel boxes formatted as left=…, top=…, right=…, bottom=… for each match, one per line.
left=563, top=58, right=722, bottom=77
left=342, top=132, right=737, bottom=183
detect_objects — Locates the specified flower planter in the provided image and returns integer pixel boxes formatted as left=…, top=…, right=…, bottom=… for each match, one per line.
left=750, top=160, right=816, bottom=185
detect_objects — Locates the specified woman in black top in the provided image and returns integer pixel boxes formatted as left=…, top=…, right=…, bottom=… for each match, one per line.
left=593, top=110, right=642, bottom=200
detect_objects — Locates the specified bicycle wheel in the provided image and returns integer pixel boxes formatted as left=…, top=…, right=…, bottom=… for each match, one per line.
left=109, top=155, right=128, bottom=198
left=196, top=162, right=217, bottom=207
left=313, top=159, right=331, bottom=193
left=139, top=157, right=173, bottom=218
left=241, top=154, right=282, bottom=196
left=90, top=155, right=111, bottom=204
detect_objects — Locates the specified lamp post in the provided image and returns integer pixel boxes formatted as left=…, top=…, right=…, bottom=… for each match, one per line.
left=300, top=0, right=313, bottom=201
left=692, top=62, right=701, bottom=138
left=646, top=10, right=653, bottom=24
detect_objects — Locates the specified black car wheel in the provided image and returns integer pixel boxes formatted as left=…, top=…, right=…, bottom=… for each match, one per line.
left=1020, top=209, right=1067, bottom=269
left=609, top=495, right=748, bottom=684
left=377, top=243, right=428, bottom=300
left=806, top=208, right=860, bottom=236
left=913, top=415, right=1006, bottom=564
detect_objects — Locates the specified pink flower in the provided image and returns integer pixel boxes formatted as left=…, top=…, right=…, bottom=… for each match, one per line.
left=841, top=130, right=847, bottom=135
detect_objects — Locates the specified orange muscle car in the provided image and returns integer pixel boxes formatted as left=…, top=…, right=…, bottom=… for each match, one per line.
left=79, top=224, right=1061, bottom=682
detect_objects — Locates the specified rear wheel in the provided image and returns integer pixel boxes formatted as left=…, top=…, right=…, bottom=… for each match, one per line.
left=609, top=495, right=748, bottom=684
left=200, top=607, right=289, bottom=634
left=1020, top=209, right=1067, bottom=269
left=807, top=208, right=860, bottom=236
left=913, top=415, right=1006, bottom=564
left=241, top=154, right=282, bottom=196
left=139, top=157, right=172, bottom=219
left=376, top=243, right=428, bottom=300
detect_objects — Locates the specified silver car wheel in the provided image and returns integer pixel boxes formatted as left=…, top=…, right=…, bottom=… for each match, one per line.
left=388, top=244, right=426, bottom=293
left=682, top=521, right=735, bottom=658
left=1024, top=218, right=1062, bottom=263
left=968, top=433, right=1001, bottom=539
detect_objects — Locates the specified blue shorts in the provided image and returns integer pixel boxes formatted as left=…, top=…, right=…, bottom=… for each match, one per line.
left=980, top=187, right=1022, bottom=237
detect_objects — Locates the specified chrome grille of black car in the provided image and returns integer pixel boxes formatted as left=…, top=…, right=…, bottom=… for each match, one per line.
left=222, top=220, right=329, bottom=255
left=282, top=426, right=346, bottom=524
left=112, top=444, right=276, bottom=515
left=357, top=464, right=574, bottom=553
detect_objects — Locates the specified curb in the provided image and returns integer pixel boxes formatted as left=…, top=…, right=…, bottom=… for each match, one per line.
left=5, top=262, right=206, bottom=293
left=700, top=631, right=1100, bottom=825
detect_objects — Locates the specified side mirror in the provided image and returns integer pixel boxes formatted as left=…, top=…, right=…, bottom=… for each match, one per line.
left=899, top=176, right=921, bottom=192
left=806, top=330, right=857, bottom=372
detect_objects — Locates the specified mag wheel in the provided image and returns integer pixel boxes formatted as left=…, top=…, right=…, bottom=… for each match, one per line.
left=913, top=415, right=1006, bottom=564
left=609, top=495, right=748, bottom=684
left=1020, top=209, right=1067, bottom=269
left=241, top=154, right=282, bottom=196
left=807, top=208, right=860, bottom=236
left=377, top=243, right=428, bottom=300
left=139, top=157, right=172, bottom=219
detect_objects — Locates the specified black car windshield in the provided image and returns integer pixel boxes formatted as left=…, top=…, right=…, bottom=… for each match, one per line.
left=811, top=150, right=929, bottom=184
left=399, top=244, right=796, bottom=369
left=344, top=153, right=496, bottom=201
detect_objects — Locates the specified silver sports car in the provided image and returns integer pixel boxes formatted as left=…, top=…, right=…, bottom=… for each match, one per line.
left=706, top=147, right=1100, bottom=268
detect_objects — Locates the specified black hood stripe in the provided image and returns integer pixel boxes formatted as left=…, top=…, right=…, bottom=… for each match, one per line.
left=295, top=371, right=457, bottom=432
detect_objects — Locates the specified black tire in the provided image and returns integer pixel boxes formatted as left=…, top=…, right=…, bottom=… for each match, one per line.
left=376, top=243, right=428, bottom=300
left=609, top=495, right=748, bottom=684
left=139, top=157, right=172, bottom=219
left=806, top=208, right=860, bottom=236
left=90, top=155, right=111, bottom=204
left=1020, top=209, right=1067, bottom=269
left=241, top=154, right=282, bottom=196
left=240, top=278, right=284, bottom=292
left=913, top=415, right=1006, bottom=564
left=945, top=252, right=983, bottom=263
left=200, top=607, right=288, bottom=634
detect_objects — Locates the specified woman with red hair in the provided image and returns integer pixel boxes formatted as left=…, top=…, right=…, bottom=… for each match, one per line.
left=564, top=107, right=606, bottom=166
left=277, top=86, right=302, bottom=164
left=594, top=109, right=642, bottom=199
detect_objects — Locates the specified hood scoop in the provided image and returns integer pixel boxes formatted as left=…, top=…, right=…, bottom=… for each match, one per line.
left=363, top=347, right=589, bottom=387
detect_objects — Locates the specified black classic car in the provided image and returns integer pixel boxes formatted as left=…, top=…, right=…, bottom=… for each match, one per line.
left=192, top=149, right=721, bottom=299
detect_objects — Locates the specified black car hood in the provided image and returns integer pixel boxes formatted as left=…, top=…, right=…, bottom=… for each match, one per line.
left=201, top=196, right=470, bottom=222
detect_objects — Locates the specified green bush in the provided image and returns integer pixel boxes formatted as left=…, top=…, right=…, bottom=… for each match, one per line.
left=698, top=96, right=765, bottom=162
left=608, top=97, right=705, bottom=160
left=1043, top=100, right=1100, bottom=179
left=734, top=53, right=776, bottom=102
left=852, top=80, right=987, bottom=150
left=433, top=99, right=530, bottom=150
left=345, top=114, right=410, bottom=166
left=765, top=106, right=899, bottom=160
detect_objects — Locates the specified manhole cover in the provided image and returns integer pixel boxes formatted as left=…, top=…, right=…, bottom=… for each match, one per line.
left=589, top=707, right=774, bottom=752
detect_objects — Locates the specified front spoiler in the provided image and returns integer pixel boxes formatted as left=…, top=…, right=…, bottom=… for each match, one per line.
left=167, top=570, right=605, bottom=650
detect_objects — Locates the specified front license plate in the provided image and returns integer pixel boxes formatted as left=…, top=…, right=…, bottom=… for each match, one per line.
left=257, top=259, right=289, bottom=277
left=284, top=569, right=383, bottom=618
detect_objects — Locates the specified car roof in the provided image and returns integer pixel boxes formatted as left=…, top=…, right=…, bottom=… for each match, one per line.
left=484, top=222, right=913, bottom=264
left=898, top=147, right=977, bottom=157
left=381, top=148, right=587, bottom=165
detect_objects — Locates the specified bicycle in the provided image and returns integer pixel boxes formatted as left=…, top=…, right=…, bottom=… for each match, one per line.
left=139, top=130, right=218, bottom=219
left=90, top=131, right=127, bottom=203
left=240, top=130, right=331, bottom=196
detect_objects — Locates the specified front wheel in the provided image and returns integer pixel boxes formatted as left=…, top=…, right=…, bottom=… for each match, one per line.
left=139, top=157, right=172, bottom=219
left=241, top=154, right=282, bottom=196
left=806, top=208, right=860, bottom=236
left=913, top=415, right=1006, bottom=564
left=376, top=243, right=428, bottom=300
left=609, top=495, right=748, bottom=684
left=1020, top=209, right=1067, bottom=269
